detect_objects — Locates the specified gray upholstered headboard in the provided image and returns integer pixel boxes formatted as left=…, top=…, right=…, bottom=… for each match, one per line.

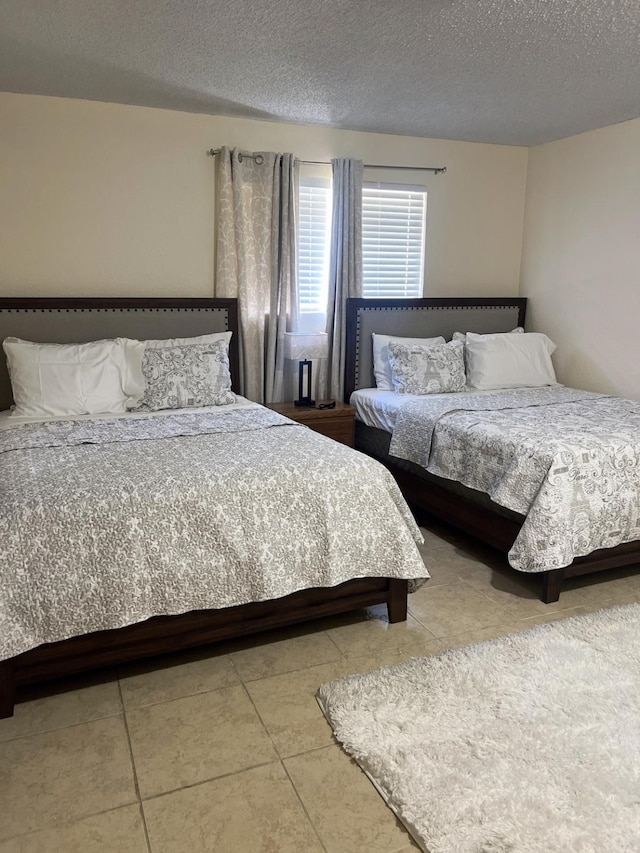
left=0, top=298, right=239, bottom=411
left=345, top=297, right=527, bottom=401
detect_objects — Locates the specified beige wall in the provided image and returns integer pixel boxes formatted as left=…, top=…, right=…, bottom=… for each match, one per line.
left=0, top=93, right=527, bottom=299
left=520, top=118, right=640, bottom=399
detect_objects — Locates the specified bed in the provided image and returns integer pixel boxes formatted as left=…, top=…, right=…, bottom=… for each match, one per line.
left=0, top=297, right=426, bottom=718
left=345, top=296, right=640, bottom=604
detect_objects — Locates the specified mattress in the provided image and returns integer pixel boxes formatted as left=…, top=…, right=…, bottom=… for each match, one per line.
left=0, top=404, right=427, bottom=661
left=0, top=395, right=260, bottom=428
left=352, top=385, right=640, bottom=574
left=350, top=389, right=412, bottom=433
left=350, top=387, right=506, bottom=433
left=355, top=420, right=523, bottom=524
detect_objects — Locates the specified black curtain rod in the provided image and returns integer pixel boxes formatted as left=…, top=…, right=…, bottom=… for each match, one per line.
left=206, top=148, right=446, bottom=175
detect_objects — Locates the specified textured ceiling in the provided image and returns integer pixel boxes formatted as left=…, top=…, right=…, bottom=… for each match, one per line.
left=1, top=0, right=639, bottom=146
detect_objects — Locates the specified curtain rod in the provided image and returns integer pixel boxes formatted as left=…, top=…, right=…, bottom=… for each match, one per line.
left=206, top=149, right=446, bottom=175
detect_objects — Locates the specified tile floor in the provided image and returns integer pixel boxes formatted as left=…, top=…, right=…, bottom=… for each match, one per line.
left=2, top=519, right=640, bottom=852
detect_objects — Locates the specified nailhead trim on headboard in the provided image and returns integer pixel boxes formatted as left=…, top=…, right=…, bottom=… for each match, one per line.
left=0, top=298, right=240, bottom=411
left=345, top=298, right=527, bottom=402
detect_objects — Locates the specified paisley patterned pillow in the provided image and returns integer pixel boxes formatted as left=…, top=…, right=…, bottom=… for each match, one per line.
left=388, top=340, right=466, bottom=395
left=133, top=340, right=236, bottom=411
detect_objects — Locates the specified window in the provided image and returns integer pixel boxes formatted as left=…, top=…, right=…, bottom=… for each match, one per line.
left=298, top=178, right=332, bottom=320
left=362, top=184, right=427, bottom=299
left=297, top=179, right=427, bottom=321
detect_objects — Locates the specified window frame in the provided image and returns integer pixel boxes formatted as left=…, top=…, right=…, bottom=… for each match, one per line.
left=361, top=181, right=427, bottom=300
left=296, top=177, right=428, bottom=331
left=297, top=176, right=332, bottom=332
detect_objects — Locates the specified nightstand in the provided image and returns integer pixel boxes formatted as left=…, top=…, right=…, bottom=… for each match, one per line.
left=265, top=401, right=356, bottom=447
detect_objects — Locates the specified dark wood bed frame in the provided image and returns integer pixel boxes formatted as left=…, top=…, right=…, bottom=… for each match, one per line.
left=345, top=296, right=640, bottom=604
left=0, top=297, right=408, bottom=718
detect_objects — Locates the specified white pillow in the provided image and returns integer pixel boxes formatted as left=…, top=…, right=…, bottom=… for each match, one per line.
left=465, top=331, right=557, bottom=390
left=452, top=327, right=524, bottom=343
left=372, top=333, right=446, bottom=391
left=3, top=337, right=145, bottom=417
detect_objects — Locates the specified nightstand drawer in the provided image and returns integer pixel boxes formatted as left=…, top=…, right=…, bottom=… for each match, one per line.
left=265, top=402, right=356, bottom=448
left=306, top=415, right=355, bottom=446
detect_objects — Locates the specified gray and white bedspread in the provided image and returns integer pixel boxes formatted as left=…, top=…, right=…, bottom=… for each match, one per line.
left=389, top=387, right=640, bottom=572
left=0, top=407, right=426, bottom=660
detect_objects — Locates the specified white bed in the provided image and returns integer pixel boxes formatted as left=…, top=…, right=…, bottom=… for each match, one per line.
left=345, top=296, right=640, bottom=603
left=1, top=401, right=426, bottom=663
left=352, top=383, right=640, bottom=576
left=0, top=297, right=427, bottom=719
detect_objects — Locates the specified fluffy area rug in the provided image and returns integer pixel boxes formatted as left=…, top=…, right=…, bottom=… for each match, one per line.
left=317, top=604, right=640, bottom=852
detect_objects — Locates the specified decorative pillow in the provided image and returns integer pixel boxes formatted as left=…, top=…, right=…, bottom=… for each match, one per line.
left=3, top=337, right=145, bottom=417
left=136, top=332, right=232, bottom=350
left=122, top=331, right=232, bottom=390
left=465, top=331, right=557, bottom=390
left=132, top=340, right=235, bottom=411
left=388, top=340, right=466, bottom=395
left=372, top=333, right=446, bottom=391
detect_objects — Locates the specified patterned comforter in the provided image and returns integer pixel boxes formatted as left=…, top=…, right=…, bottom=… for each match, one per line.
left=388, top=387, right=640, bottom=572
left=0, top=407, right=426, bottom=660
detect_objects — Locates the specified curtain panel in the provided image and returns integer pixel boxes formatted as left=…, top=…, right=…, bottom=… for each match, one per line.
left=324, top=158, right=363, bottom=402
left=215, top=147, right=299, bottom=404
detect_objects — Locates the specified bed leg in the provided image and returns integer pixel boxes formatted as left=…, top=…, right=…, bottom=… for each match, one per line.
left=0, top=660, right=16, bottom=719
left=387, top=579, right=408, bottom=623
left=541, top=569, right=564, bottom=604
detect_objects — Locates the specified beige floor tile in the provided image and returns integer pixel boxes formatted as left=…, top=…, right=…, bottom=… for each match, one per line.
left=407, top=579, right=518, bottom=638
left=245, top=660, right=346, bottom=757
left=414, top=555, right=459, bottom=588
left=0, top=804, right=147, bottom=853
left=421, top=520, right=512, bottom=565
left=126, top=684, right=276, bottom=798
left=338, top=640, right=445, bottom=678
left=0, top=678, right=122, bottom=743
left=285, top=744, right=413, bottom=853
left=426, top=549, right=503, bottom=582
left=559, top=569, right=640, bottom=607
left=422, top=522, right=640, bottom=612
left=231, top=629, right=342, bottom=681
left=0, top=716, right=136, bottom=841
left=418, top=523, right=462, bottom=551
left=434, top=601, right=627, bottom=651
left=315, top=603, right=388, bottom=631
left=459, top=564, right=571, bottom=618
left=118, top=648, right=239, bottom=709
left=327, top=612, right=434, bottom=657
left=143, top=762, right=322, bottom=853
left=436, top=621, right=535, bottom=650
left=597, top=590, right=640, bottom=607
left=515, top=602, right=624, bottom=627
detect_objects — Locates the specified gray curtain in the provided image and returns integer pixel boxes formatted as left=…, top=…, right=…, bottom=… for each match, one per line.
left=215, top=147, right=299, bottom=403
left=324, top=158, right=363, bottom=402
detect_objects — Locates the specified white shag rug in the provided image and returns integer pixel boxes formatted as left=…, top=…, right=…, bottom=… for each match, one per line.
left=317, top=604, right=640, bottom=853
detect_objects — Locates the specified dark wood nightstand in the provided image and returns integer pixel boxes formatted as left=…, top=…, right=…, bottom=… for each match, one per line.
left=265, top=401, right=356, bottom=447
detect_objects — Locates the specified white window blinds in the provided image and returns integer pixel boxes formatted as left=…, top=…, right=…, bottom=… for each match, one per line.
left=362, top=184, right=427, bottom=298
left=297, top=179, right=428, bottom=317
left=298, top=179, right=331, bottom=314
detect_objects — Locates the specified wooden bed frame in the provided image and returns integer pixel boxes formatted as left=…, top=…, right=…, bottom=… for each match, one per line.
left=345, top=296, right=640, bottom=604
left=0, top=297, right=408, bottom=718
